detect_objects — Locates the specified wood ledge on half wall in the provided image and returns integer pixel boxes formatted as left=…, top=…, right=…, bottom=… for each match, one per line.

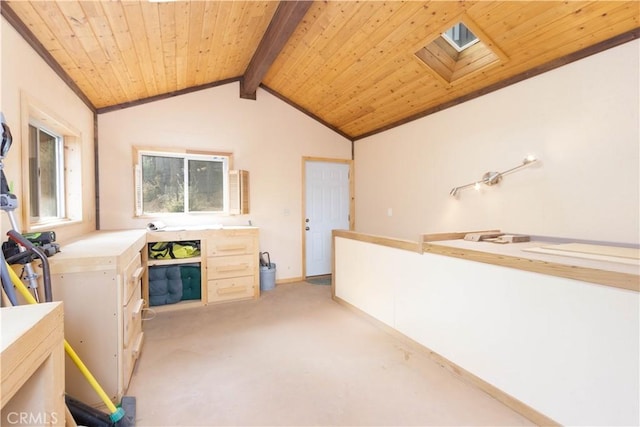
left=332, top=230, right=639, bottom=293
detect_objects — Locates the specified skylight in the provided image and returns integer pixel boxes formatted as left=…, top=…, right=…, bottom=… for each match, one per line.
left=414, top=16, right=505, bottom=84
left=442, top=22, right=479, bottom=52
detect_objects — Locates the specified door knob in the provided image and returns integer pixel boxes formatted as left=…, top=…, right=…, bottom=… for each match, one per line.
left=305, top=226, right=310, bottom=231
left=305, top=218, right=310, bottom=223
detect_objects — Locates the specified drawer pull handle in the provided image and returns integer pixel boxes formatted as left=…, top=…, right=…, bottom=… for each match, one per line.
left=215, top=244, right=246, bottom=252
left=216, top=286, right=247, bottom=295
left=131, top=266, right=144, bottom=283
left=216, top=264, right=249, bottom=272
left=133, top=299, right=144, bottom=316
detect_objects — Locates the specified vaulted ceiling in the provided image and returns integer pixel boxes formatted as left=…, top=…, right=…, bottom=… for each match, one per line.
left=2, top=1, right=639, bottom=140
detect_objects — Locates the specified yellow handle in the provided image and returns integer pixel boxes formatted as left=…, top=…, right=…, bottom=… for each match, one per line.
left=6, top=263, right=119, bottom=415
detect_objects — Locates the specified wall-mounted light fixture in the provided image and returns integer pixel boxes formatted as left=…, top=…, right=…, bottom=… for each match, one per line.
left=450, top=154, right=538, bottom=197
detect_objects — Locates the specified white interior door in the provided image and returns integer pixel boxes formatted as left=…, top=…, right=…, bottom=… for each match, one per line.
left=305, top=161, right=350, bottom=277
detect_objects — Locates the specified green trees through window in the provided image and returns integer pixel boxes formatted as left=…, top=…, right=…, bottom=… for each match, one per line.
left=140, top=152, right=227, bottom=214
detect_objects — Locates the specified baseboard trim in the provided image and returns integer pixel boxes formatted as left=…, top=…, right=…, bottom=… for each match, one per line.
left=333, top=296, right=560, bottom=427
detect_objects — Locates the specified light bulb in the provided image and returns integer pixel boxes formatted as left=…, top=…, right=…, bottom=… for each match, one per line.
left=474, top=182, right=481, bottom=191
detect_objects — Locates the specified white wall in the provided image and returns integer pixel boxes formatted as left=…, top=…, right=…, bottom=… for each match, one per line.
left=1, top=17, right=96, bottom=241
left=98, top=82, right=351, bottom=280
left=355, top=40, right=640, bottom=244
left=335, top=236, right=640, bottom=426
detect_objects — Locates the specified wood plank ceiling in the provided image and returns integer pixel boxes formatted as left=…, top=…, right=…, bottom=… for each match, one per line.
left=2, top=1, right=639, bottom=140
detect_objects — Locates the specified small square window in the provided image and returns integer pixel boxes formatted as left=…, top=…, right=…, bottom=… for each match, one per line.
left=415, top=16, right=504, bottom=84
left=442, top=22, right=479, bottom=52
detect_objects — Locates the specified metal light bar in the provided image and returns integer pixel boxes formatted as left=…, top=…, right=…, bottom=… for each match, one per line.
left=450, top=155, right=538, bottom=197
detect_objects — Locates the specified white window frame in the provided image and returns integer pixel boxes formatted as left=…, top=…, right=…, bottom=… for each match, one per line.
left=28, top=121, right=66, bottom=222
left=21, top=93, right=83, bottom=231
left=135, top=148, right=231, bottom=216
left=441, top=22, right=480, bottom=52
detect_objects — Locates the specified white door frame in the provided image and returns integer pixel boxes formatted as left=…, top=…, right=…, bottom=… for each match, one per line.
left=302, top=156, right=354, bottom=279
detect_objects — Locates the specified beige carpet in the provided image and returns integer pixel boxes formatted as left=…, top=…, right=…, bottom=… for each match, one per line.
left=127, top=282, right=533, bottom=426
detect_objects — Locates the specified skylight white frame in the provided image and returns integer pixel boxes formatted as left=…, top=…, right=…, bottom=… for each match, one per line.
left=441, top=22, right=480, bottom=53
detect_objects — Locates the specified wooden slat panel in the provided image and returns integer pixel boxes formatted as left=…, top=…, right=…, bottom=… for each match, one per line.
left=5, top=1, right=639, bottom=137
left=2, top=1, right=103, bottom=107
left=271, top=1, right=407, bottom=102
left=265, top=1, right=367, bottom=91
left=218, top=1, right=248, bottom=78
left=337, top=2, right=639, bottom=136
left=415, top=46, right=454, bottom=82
left=6, top=0, right=276, bottom=108
left=467, top=0, right=541, bottom=31
left=184, top=1, right=206, bottom=88
left=193, top=1, right=222, bottom=87
left=119, top=1, right=160, bottom=96
left=202, top=1, right=232, bottom=84
left=100, top=2, right=154, bottom=98
left=451, top=44, right=499, bottom=81
left=266, top=0, right=638, bottom=137
left=138, top=2, right=167, bottom=101
left=302, top=2, right=449, bottom=104
left=158, top=3, right=177, bottom=92
left=276, top=2, right=464, bottom=114
left=199, top=1, right=277, bottom=83
left=72, top=1, right=139, bottom=103
left=174, top=1, right=191, bottom=91
left=320, top=5, right=475, bottom=111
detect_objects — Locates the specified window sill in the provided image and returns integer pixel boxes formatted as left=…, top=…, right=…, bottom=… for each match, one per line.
left=28, top=218, right=82, bottom=232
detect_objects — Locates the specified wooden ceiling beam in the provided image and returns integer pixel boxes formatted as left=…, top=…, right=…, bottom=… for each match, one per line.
left=240, top=0, right=313, bottom=100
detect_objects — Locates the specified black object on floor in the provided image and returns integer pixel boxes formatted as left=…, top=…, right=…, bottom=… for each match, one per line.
left=66, top=394, right=136, bottom=427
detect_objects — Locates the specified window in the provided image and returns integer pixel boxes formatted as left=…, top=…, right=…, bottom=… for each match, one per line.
left=441, top=22, right=479, bottom=52
left=136, top=150, right=229, bottom=215
left=28, top=123, right=65, bottom=221
left=21, top=95, right=83, bottom=230
left=414, top=16, right=506, bottom=84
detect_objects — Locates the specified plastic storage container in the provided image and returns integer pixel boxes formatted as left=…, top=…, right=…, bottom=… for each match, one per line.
left=260, top=263, right=276, bottom=291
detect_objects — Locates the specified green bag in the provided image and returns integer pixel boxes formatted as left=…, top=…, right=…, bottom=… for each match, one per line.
left=149, top=241, right=200, bottom=259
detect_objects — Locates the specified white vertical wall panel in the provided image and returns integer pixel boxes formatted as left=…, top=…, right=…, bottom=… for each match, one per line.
left=334, top=236, right=640, bottom=426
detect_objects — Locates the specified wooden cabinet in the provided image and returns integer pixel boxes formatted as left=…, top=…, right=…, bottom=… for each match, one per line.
left=1, top=302, right=65, bottom=426
left=144, top=227, right=260, bottom=309
left=205, top=228, right=259, bottom=303
left=47, top=230, right=146, bottom=407
left=38, top=226, right=258, bottom=407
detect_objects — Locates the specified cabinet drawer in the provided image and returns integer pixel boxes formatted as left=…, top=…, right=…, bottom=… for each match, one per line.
left=123, top=252, right=143, bottom=304
left=206, top=236, right=255, bottom=257
left=208, top=276, right=255, bottom=303
left=123, top=331, right=144, bottom=389
left=207, top=254, right=255, bottom=279
left=123, top=286, right=144, bottom=349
